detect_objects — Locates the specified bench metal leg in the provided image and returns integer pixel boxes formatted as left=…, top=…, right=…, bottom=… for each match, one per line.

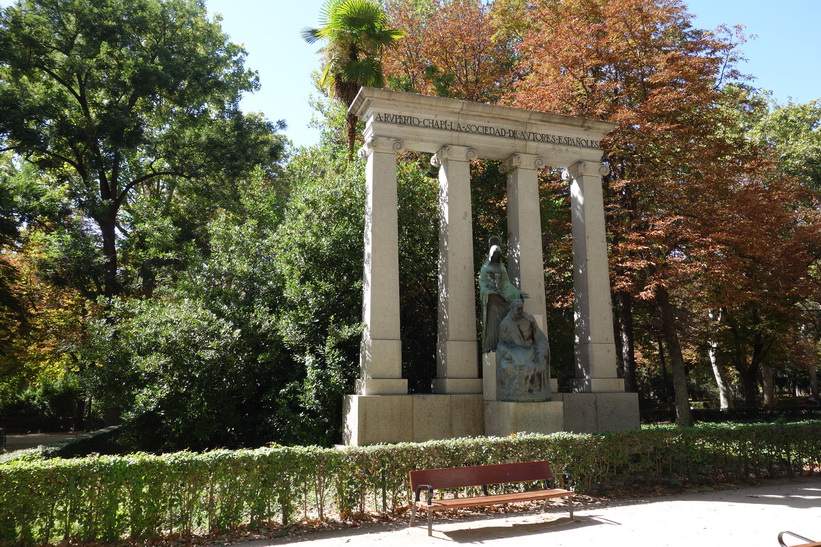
left=427, top=509, right=433, bottom=536
left=410, top=504, right=416, bottom=527
left=567, top=496, right=574, bottom=519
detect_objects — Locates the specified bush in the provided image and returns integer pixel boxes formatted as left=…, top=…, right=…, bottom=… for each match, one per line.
left=0, top=375, right=87, bottom=433
left=1, top=421, right=820, bottom=544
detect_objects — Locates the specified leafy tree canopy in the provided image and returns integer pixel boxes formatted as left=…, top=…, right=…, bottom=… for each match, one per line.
left=0, top=0, right=286, bottom=297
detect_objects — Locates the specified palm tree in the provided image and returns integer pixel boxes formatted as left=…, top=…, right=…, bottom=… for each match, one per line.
left=302, top=0, right=403, bottom=157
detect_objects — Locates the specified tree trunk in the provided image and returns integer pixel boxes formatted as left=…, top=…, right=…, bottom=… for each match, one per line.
left=98, top=204, right=120, bottom=298
left=738, top=366, right=760, bottom=407
left=708, top=339, right=734, bottom=410
left=345, top=111, right=359, bottom=161
left=656, top=287, right=693, bottom=427
left=615, top=290, right=638, bottom=393
left=657, top=336, right=673, bottom=408
left=707, top=310, right=733, bottom=410
left=738, top=327, right=774, bottom=408
left=725, top=311, right=760, bottom=408
left=809, top=363, right=819, bottom=400
left=74, top=397, right=86, bottom=432
left=761, top=365, right=776, bottom=407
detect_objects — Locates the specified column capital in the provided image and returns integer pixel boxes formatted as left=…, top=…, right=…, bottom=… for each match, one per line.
left=358, top=136, right=404, bottom=159
left=562, top=161, right=610, bottom=180
left=432, top=145, right=477, bottom=167
left=500, top=153, right=545, bottom=174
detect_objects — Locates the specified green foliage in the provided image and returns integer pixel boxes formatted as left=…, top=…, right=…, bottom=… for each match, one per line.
left=0, top=374, right=84, bottom=431
left=83, top=197, right=298, bottom=450
left=750, top=98, right=821, bottom=193
left=27, top=226, right=105, bottom=298
left=2, top=422, right=819, bottom=543
left=303, top=0, right=405, bottom=98
left=85, top=297, right=247, bottom=451
left=303, top=0, right=404, bottom=155
left=0, top=0, right=286, bottom=297
left=82, top=134, right=371, bottom=448
left=271, top=141, right=366, bottom=444
left=396, top=158, right=439, bottom=391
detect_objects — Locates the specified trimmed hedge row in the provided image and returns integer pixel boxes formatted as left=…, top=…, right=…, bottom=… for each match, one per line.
left=2, top=422, right=819, bottom=544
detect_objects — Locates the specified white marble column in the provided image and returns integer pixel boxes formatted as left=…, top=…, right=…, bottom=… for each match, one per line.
left=357, top=137, right=408, bottom=395
left=503, top=153, right=548, bottom=334
left=563, top=161, right=623, bottom=392
left=433, top=145, right=482, bottom=394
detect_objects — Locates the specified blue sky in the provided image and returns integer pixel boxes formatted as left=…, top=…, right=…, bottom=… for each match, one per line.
left=3, top=0, right=819, bottom=148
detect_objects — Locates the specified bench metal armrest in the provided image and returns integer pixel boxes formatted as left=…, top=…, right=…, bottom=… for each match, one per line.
left=547, top=472, right=575, bottom=491
left=415, top=484, right=434, bottom=505
left=779, top=531, right=817, bottom=547
left=559, top=472, right=575, bottom=491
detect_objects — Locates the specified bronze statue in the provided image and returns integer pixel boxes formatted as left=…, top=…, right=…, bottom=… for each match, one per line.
left=478, top=238, right=525, bottom=353
left=496, top=299, right=551, bottom=401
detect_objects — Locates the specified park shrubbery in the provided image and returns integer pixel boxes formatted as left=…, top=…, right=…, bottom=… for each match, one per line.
left=1, top=421, right=819, bottom=544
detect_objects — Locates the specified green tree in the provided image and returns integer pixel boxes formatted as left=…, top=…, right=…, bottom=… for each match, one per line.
left=85, top=174, right=291, bottom=450
left=750, top=98, right=821, bottom=193
left=0, top=155, right=23, bottom=339
left=0, top=0, right=285, bottom=298
left=302, top=0, right=404, bottom=157
left=0, top=153, right=96, bottom=422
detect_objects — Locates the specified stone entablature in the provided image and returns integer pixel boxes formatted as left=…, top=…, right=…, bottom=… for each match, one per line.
left=350, top=87, right=613, bottom=163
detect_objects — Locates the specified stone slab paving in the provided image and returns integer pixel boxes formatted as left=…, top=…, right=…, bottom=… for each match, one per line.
left=233, top=477, right=821, bottom=547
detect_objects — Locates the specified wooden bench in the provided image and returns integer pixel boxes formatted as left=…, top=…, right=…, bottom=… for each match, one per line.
left=409, top=460, right=575, bottom=536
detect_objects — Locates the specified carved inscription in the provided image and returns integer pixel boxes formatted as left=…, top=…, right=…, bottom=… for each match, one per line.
left=374, top=112, right=600, bottom=149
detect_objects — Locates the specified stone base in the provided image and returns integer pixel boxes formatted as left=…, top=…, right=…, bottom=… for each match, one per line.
left=482, top=352, right=498, bottom=401
left=433, top=378, right=483, bottom=394
left=355, top=378, right=408, bottom=395
left=554, top=392, right=640, bottom=433
left=483, top=352, right=558, bottom=402
left=484, top=400, right=565, bottom=437
left=570, top=377, right=625, bottom=393
left=343, top=394, right=483, bottom=445
left=343, top=389, right=640, bottom=444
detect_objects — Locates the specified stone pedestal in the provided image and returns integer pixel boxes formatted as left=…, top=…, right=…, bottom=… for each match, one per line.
left=484, top=401, right=565, bottom=437
left=483, top=353, right=563, bottom=437
left=556, top=392, right=640, bottom=433
left=343, top=394, right=483, bottom=445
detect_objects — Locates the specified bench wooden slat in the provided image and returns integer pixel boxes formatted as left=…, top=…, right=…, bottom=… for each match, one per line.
left=420, top=488, right=573, bottom=510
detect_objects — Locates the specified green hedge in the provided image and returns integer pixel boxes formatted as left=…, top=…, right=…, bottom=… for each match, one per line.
left=2, top=422, right=820, bottom=544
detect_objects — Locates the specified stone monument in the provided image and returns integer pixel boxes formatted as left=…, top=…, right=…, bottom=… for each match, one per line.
left=342, top=87, right=640, bottom=445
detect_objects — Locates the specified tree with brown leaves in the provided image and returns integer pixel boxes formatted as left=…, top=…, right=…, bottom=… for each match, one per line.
left=507, top=0, right=820, bottom=422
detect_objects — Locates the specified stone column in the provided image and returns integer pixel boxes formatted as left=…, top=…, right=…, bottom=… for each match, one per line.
left=503, top=153, right=548, bottom=334
left=563, top=161, right=623, bottom=392
left=433, top=145, right=482, bottom=394
left=357, top=136, right=408, bottom=395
